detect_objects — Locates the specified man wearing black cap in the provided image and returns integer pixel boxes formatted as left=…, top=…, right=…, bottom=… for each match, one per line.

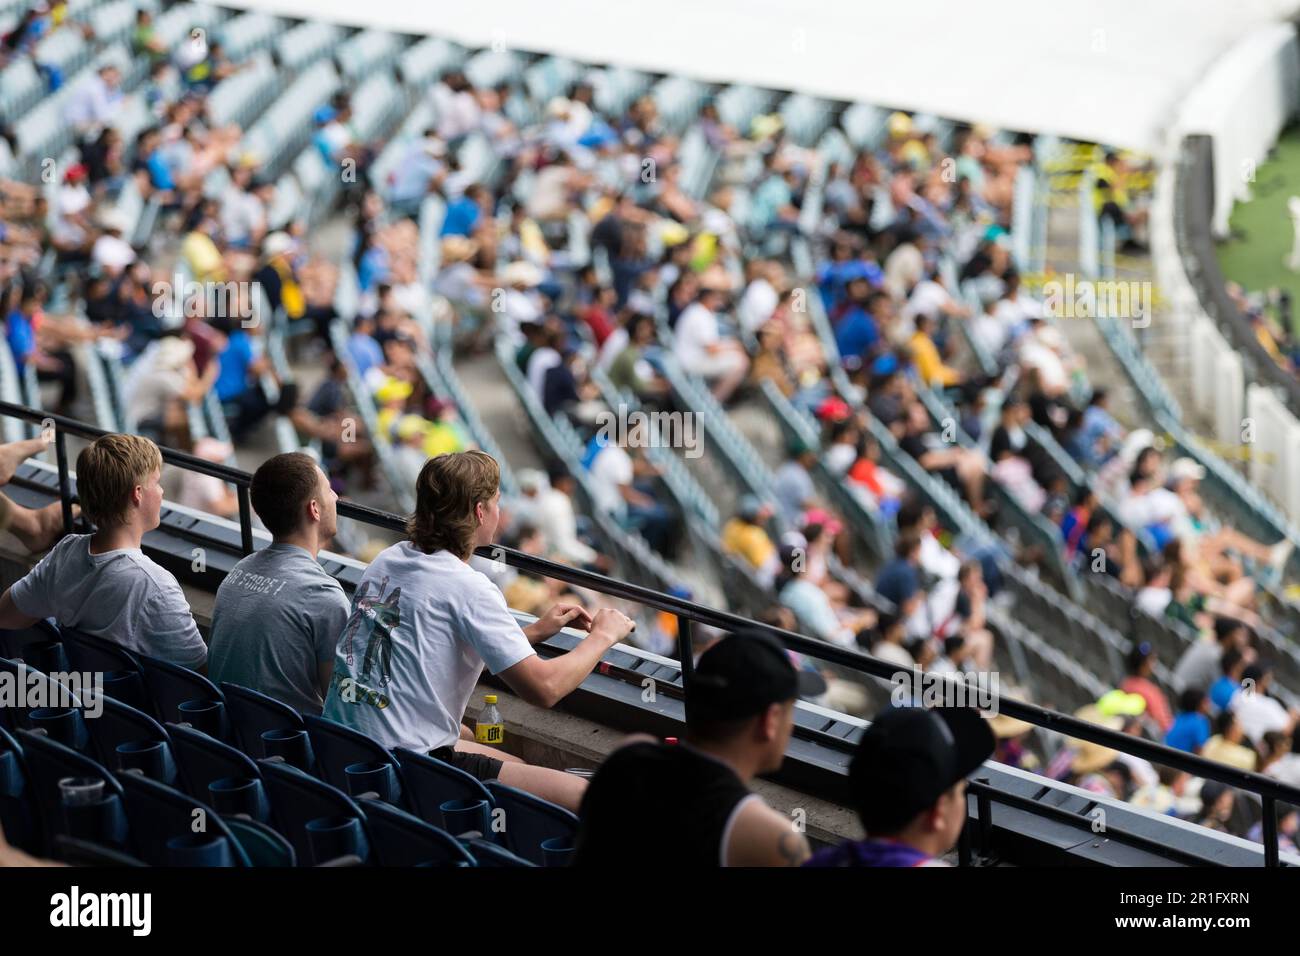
left=805, top=705, right=994, bottom=867
left=573, top=630, right=825, bottom=866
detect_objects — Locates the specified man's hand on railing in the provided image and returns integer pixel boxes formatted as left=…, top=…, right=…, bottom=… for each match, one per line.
left=590, top=607, right=635, bottom=645
left=524, top=602, right=593, bottom=643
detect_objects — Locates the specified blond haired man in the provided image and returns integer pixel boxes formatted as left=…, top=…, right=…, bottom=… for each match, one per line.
left=0, top=434, right=206, bottom=669
left=323, top=450, right=634, bottom=811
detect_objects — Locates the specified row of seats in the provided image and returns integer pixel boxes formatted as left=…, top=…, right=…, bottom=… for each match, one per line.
left=0, top=624, right=578, bottom=866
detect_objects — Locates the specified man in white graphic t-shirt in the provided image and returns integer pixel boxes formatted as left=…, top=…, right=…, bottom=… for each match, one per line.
left=324, top=450, right=634, bottom=810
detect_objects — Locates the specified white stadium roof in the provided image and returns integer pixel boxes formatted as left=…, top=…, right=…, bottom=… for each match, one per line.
left=226, top=0, right=1300, bottom=154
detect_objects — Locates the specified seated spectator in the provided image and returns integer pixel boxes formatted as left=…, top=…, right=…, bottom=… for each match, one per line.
left=1210, top=647, right=1251, bottom=714
left=806, top=705, right=995, bottom=867
left=1201, top=711, right=1257, bottom=771
left=772, top=441, right=819, bottom=529
left=1164, top=689, right=1212, bottom=754
left=675, top=285, right=749, bottom=403
left=209, top=453, right=350, bottom=715
left=585, top=432, right=674, bottom=557
left=875, top=532, right=927, bottom=638
left=1119, top=642, right=1172, bottom=733
left=574, top=630, right=821, bottom=866
left=721, top=495, right=780, bottom=587
left=1265, top=733, right=1300, bottom=788
left=898, top=401, right=988, bottom=513
left=174, top=437, right=238, bottom=519
left=909, top=313, right=962, bottom=389
left=0, top=435, right=206, bottom=668
left=513, top=463, right=605, bottom=570
left=322, top=451, right=634, bottom=811
left=607, top=313, right=669, bottom=404
left=776, top=543, right=873, bottom=647
left=1172, top=616, right=1246, bottom=695
left=1233, top=662, right=1298, bottom=746
left=867, top=611, right=913, bottom=668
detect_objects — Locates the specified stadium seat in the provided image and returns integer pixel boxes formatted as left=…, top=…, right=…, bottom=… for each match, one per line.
left=0, top=620, right=65, bottom=669
left=462, top=837, right=536, bottom=868
left=357, top=797, right=476, bottom=867
left=166, top=723, right=270, bottom=823
left=221, top=816, right=296, bottom=867
left=88, top=696, right=180, bottom=787
left=220, top=683, right=311, bottom=766
left=303, top=714, right=404, bottom=806
left=116, top=769, right=251, bottom=867
left=0, top=658, right=89, bottom=751
left=136, top=654, right=230, bottom=741
left=58, top=627, right=149, bottom=712
left=484, top=781, right=579, bottom=866
left=50, top=834, right=149, bottom=867
left=16, top=728, right=128, bottom=855
left=0, top=726, right=40, bottom=854
left=391, top=747, right=494, bottom=833
left=258, top=758, right=372, bottom=866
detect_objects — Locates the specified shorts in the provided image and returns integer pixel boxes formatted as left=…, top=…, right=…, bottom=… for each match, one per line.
left=429, top=746, right=504, bottom=782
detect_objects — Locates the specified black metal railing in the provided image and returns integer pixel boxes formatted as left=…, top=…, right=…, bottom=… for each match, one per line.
left=6, top=399, right=1300, bottom=866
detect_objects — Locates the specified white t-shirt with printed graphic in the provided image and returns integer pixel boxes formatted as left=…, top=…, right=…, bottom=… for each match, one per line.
left=321, top=542, right=535, bottom=753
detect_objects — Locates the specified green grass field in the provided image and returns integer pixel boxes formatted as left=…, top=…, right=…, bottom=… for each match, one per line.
left=1217, top=125, right=1300, bottom=336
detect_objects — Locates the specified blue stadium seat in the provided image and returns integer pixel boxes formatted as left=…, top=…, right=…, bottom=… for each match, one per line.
left=485, top=781, right=579, bottom=866
left=116, top=770, right=251, bottom=867
left=58, top=627, right=149, bottom=712
left=0, top=726, right=40, bottom=854
left=303, top=714, right=404, bottom=806
left=222, top=815, right=296, bottom=867
left=16, top=728, right=128, bottom=855
left=391, top=747, right=494, bottom=832
left=357, top=797, right=476, bottom=867
left=88, top=696, right=180, bottom=787
left=50, top=834, right=149, bottom=867
left=258, top=758, right=372, bottom=866
left=166, top=723, right=270, bottom=823
left=0, top=621, right=65, bottom=670
left=462, top=837, right=536, bottom=868
left=0, top=658, right=89, bottom=751
left=136, top=654, right=230, bottom=741
left=220, top=682, right=310, bottom=766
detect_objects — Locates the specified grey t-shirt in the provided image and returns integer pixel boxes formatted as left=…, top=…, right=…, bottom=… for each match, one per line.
left=208, top=542, right=350, bottom=715
left=9, top=533, right=206, bottom=669
left=1172, top=639, right=1222, bottom=695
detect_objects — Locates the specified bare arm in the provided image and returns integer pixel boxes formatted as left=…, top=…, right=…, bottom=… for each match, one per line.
left=498, top=608, right=633, bottom=709
left=725, top=799, right=811, bottom=867
left=0, top=588, right=38, bottom=630
left=317, top=660, right=333, bottom=700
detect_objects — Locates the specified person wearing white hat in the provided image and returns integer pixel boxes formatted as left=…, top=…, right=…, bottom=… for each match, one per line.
left=90, top=207, right=136, bottom=276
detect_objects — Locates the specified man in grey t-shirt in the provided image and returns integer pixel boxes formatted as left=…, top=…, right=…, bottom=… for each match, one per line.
left=209, top=453, right=349, bottom=714
left=1172, top=617, right=1247, bottom=695
left=0, top=434, right=206, bottom=668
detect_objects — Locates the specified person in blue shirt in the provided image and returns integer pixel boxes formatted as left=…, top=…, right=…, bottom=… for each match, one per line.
left=1209, top=647, right=1248, bottom=714
left=1165, top=689, right=1212, bottom=754
left=439, top=183, right=490, bottom=238
left=347, top=314, right=385, bottom=381
left=833, top=281, right=883, bottom=365
left=216, top=322, right=273, bottom=440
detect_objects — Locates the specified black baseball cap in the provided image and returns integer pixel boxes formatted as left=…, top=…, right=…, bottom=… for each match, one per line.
left=686, top=629, right=827, bottom=723
left=849, top=705, right=995, bottom=834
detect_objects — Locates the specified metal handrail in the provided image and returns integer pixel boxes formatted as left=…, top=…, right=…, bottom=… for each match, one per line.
left=6, top=398, right=1299, bottom=865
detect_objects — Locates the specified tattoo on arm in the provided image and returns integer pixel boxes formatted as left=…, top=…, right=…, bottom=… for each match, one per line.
left=778, top=830, right=809, bottom=865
